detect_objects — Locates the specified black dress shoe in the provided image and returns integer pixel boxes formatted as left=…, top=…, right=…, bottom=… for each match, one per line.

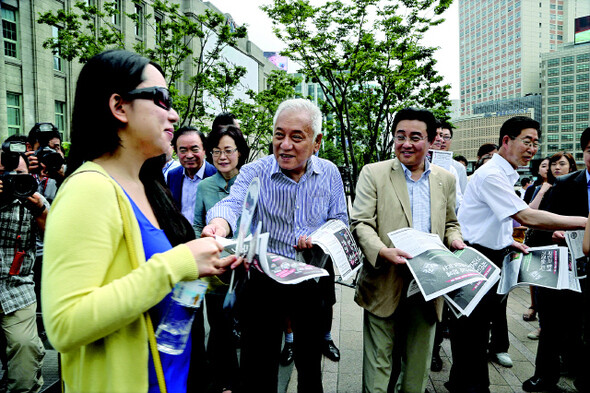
left=322, top=339, right=340, bottom=362
left=522, top=376, right=557, bottom=392
left=280, top=342, right=294, bottom=366
left=430, top=349, right=442, bottom=372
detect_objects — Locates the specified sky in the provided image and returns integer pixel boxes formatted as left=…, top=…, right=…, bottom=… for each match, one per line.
left=207, top=0, right=460, bottom=99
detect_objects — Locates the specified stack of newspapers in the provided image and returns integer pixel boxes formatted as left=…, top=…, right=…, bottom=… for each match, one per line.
left=388, top=228, right=584, bottom=317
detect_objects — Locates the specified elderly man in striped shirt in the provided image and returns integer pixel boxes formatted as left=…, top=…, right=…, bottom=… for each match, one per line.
left=203, top=98, right=348, bottom=393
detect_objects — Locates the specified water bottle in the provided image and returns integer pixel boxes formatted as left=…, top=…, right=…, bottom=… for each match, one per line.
left=155, top=280, right=208, bottom=355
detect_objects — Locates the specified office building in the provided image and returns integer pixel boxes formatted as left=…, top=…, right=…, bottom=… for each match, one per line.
left=459, top=0, right=590, bottom=116
left=0, top=0, right=278, bottom=141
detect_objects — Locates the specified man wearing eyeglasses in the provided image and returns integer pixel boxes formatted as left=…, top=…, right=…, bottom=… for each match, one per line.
left=351, top=108, right=465, bottom=393
left=167, top=126, right=217, bottom=223
left=447, top=116, right=587, bottom=393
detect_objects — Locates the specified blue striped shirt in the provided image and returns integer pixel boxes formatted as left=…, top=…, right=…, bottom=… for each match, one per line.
left=400, top=160, right=432, bottom=233
left=207, top=155, right=348, bottom=259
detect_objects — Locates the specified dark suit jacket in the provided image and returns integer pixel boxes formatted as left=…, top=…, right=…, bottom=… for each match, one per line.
left=166, top=161, right=217, bottom=209
left=530, top=170, right=588, bottom=245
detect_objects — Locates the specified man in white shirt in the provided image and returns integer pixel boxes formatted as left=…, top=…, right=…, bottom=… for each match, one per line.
left=446, top=116, right=587, bottom=393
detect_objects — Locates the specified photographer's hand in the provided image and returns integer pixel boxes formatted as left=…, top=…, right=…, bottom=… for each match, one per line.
left=0, top=179, right=3, bottom=194
left=25, top=192, right=48, bottom=231
left=25, top=151, right=39, bottom=173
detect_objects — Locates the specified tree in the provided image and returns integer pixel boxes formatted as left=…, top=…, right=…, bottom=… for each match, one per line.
left=37, top=0, right=248, bottom=128
left=263, top=0, right=453, bottom=189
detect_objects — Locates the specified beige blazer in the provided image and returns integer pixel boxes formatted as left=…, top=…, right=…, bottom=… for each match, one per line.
left=351, top=158, right=463, bottom=320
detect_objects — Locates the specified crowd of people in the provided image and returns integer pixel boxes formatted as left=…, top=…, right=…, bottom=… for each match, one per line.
left=1, top=49, right=589, bottom=393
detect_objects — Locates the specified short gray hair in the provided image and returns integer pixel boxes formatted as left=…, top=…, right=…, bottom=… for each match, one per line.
left=273, top=98, right=323, bottom=139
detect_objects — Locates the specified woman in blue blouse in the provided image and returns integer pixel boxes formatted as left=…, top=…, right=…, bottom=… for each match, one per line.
left=193, top=124, right=249, bottom=393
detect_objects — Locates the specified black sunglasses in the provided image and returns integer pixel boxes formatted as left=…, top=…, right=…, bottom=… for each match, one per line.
left=122, top=87, right=172, bottom=111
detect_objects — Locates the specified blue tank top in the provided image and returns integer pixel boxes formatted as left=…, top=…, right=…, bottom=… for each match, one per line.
left=123, top=191, right=192, bottom=393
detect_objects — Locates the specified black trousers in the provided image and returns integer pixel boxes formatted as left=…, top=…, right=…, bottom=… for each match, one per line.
left=533, top=286, right=584, bottom=383
left=448, top=243, right=510, bottom=393
left=238, top=270, right=327, bottom=393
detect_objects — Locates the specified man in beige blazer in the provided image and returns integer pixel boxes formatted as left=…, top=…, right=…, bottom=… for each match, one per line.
left=351, top=108, right=464, bottom=393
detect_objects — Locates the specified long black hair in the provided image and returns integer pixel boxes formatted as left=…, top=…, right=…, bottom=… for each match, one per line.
left=68, top=50, right=194, bottom=245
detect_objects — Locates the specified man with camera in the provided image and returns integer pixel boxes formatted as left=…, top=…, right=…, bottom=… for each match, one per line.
left=0, top=140, right=47, bottom=392
left=26, top=123, right=65, bottom=203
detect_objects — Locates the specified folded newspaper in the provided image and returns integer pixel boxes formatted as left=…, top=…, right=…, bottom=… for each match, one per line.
left=387, top=228, right=490, bottom=304
left=565, top=229, right=587, bottom=279
left=444, top=247, right=501, bottom=317
left=497, top=245, right=581, bottom=295
left=217, top=232, right=329, bottom=285
left=302, top=219, right=363, bottom=281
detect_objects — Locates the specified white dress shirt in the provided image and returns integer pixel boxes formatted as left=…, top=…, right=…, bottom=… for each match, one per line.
left=457, top=153, right=528, bottom=250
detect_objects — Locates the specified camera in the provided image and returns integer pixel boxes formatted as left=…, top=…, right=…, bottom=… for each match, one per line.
left=0, top=141, right=38, bottom=201
left=35, top=146, right=64, bottom=175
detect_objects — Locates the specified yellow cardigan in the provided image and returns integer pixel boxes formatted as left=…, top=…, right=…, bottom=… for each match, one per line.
left=42, top=161, right=199, bottom=393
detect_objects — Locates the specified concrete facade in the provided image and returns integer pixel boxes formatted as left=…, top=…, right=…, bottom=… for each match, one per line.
left=0, top=0, right=278, bottom=142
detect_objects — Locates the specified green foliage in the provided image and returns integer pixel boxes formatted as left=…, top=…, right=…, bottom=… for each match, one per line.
left=37, top=0, right=251, bottom=131
left=263, top=0, right=453, bottom=188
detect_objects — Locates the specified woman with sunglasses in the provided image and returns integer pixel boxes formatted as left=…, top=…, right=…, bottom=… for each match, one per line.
left=41, top=50, right=239, bottom=393
left=191, top=124, right=249, bottom=393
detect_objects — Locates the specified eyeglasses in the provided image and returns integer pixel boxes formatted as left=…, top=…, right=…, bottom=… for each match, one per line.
left=122, top=87, right=172, bottom=111
left=512, top=137, right=539, bottom=149
left=437, top=133, right=452, bottom=141
left=212, top=148, right=238, bottom=157
left=395, top=135, right=427, bottom=144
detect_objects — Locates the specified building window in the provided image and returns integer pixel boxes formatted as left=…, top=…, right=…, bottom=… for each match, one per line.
left=548, top=106, right=560, bottom=114
left=577, top=113, right=589, bottom=122
left=548, top=58, right=560, bottom=67
left=561, top=134, right=573, bottom=142
left=548, top=68, right=560, bottom=76
left=578, top=123, right=588, bottom=131
left=134, top=4, right=143, bottom=37
left=577, top=93, right=589, bottom=102
left=561, top=124, right=574, bottom=132
left=55, top=101, right=66, bottom=133
left=548, top=125, right=559, bottom=132
left=548, top=97, right=560, bottom=104
left=562, top=104, right=574, bottom=113
left=577, top=103, right=590, bottom=112
left=562, top=65, right=574, bottom=74
left=561, top=143, right=573, bottom=150
left=548, top=77, right=560, bottom=86
left=111, top=0, right=121, bottom=26
left=548, top=135, right=559, bottom=142
left=6, top=92, right=22, bottom=136
left=562, top=75, right=574, bottom=84
left=578, top=83, right=590, bottom=92
left=561, top=114, right=574, bottom=123
left=2, top=7, right=18, bottom=58
left=562, top=85, right=574, bottom=94
left=562, top=56, right=574, bottom=65
left=578, top=53, right=590, bottom=63
left=548, top=115, right=559, bottom=124
left=52, top=26, right=62, bottom=71
left=577, top=64, right=590, bottom=72
left=562, top=95, right=574, bottom=103
left=578, top=74, right=590, bottom=83
left=548, top=87, right=559, bottom=95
